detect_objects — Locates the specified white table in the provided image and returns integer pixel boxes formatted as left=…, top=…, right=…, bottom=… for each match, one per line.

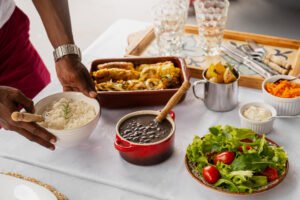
left=1, top=19, right=299, bottom=200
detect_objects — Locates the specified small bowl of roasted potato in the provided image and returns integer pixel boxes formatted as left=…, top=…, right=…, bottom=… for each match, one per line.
left=193, top=62, right=240, bottom=112
left=205, top=62, right=238, bottom=84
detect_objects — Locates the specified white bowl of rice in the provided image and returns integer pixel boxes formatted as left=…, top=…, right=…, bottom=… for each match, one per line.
left=35, top=92, right=100, bottom=148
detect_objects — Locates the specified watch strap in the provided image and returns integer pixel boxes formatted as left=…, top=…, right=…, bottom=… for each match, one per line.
left=53, top=44, right=81, bottom=62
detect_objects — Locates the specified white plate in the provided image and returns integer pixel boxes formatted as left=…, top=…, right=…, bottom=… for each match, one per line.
left=0, top=174, right=57, bottom=200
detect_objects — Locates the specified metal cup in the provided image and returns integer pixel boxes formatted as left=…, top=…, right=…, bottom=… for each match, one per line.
left=192, top=69, right=240, bottom=112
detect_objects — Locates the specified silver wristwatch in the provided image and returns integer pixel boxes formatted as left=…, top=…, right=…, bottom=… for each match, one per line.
left=53, top=44, right=81, bottom=62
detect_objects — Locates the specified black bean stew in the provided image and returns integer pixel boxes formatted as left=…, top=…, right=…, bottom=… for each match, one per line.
left=119, top=114, right=173, bottom=144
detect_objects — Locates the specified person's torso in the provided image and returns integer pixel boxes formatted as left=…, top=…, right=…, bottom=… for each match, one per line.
left=0, top=0, right=15, bottom=28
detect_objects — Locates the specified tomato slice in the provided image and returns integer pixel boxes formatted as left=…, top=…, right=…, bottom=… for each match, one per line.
left=213, top=151, right=235, bottom=165
left=262, top=167, right=279, bottom=182
left=202, top=166, right=220, bottom=184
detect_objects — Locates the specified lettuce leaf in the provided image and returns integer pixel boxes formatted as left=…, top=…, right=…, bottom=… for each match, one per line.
left=249, top=176, right=268, bottom=188
left=186, top=136, right=208, bottom=169
left=214, top=178, right=239, bottom=192
left=231, top=154, right=272, bottom=172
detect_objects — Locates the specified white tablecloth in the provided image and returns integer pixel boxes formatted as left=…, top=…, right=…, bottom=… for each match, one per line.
left=1, top=19, right=299, bottom=200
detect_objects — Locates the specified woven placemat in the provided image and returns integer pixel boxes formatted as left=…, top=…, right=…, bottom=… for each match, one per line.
left=2, top=172, right=67, bottom=200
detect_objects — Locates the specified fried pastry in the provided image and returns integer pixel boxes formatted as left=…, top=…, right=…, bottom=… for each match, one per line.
left=97, top=62, right=135, bottom=71
left=93, top=68, right=139, bottom=81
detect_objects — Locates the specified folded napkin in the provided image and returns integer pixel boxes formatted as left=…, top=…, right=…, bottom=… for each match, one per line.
left=263, top=52, right=291, bottom=75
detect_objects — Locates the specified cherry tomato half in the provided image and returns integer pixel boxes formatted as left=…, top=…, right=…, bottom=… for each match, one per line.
left=262, top=167, right=279, bottom=182
left=202, top=166, right=220, bottom=184
left=213, top=151, right=235, bottom=165
left=238, top=139, right=253, bottom=152
left=238, top=145, right=253, bottom=152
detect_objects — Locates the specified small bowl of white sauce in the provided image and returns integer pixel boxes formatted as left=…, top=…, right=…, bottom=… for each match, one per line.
left=35, top=92, right=100, bottom=148
left=239, top=102, right=277, bottom=134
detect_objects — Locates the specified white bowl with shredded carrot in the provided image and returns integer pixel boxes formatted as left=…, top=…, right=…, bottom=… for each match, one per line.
left=262, top=75, right=300, bottom=116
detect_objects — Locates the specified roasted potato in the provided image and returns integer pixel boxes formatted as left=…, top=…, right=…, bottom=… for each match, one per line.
left=224, top=67, right=237, bottom=84
left=205, top=62, right=237, bottom=84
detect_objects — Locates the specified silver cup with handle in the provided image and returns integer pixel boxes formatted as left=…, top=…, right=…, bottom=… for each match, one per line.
left=193, top=69, right=240, bottom=112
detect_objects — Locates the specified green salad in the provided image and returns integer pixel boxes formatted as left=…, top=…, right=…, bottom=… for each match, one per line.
left=186, top=125, right=288, bottom=193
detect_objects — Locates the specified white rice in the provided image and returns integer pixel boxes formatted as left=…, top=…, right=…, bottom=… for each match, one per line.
left=40, top=97, right=96, bottom=130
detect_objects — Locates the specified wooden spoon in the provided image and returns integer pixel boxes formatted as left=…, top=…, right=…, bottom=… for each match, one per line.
left=11, top=112, right=44, bottom=123
left=155, top=81, right=190, bottom=123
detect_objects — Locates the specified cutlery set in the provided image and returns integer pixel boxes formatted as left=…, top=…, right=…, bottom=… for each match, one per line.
left=222, top=40, right=292, bottom=78
left=222, top=43, right=273, bottom=78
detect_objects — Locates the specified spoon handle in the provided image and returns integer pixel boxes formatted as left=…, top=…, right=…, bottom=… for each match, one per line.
left=155, top=81, right=190, bottom=123
left=11, top=112, right=44, bottom=123
left=289, top=75, right=300, bottom=81
left=274, top=115, right=300, bottom=119
left=275, top=75, right=300, bottom=83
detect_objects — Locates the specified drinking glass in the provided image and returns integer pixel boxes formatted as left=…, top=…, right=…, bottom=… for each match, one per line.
left=194, top=0, right=229, bottom=56
left=175, top=0, right=190, bottom=20
left=152, top=2, right=186, bottom=56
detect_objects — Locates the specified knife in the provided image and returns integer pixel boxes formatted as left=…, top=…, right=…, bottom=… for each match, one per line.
left=222, top=43, right=272, bottom=78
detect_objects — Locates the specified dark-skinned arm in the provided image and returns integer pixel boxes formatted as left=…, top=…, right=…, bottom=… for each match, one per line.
left=32, top=0, right=97, bottom=98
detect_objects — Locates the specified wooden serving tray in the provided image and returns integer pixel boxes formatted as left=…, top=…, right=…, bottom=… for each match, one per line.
left=125, top=25, right=300, bottom=89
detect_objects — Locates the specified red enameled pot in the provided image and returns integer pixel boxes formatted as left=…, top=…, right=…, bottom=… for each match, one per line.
left=114, top=110, right=175, bottom=166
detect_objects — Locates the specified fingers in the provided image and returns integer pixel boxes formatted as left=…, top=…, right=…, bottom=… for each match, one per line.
left=9, top=119, right=56, bottom=150
left=58, top=61, right=98, bottom=98
left=18, top=121, right=56, bottom=143
left=11, top=126, right=55, bottom=150
left=0, top=87, right=55, bottom=150
left=77, top=79, right=95, bottom=98
left=84, top=70, right=98, bottom=98
left=77, top=70, right=98, bottom=98
left=86, top=76, right=98, bottom=95
left=89, top=91, right=98, bottom=98
left=63, top=86, right=81, bottom=92
left=78, top=88, right=91, bottom=98
left=63, top=86, right=73, bottom=92
left=13, top=91, right=34, bottom=113
left=65, top=84, right=97, bottom=99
